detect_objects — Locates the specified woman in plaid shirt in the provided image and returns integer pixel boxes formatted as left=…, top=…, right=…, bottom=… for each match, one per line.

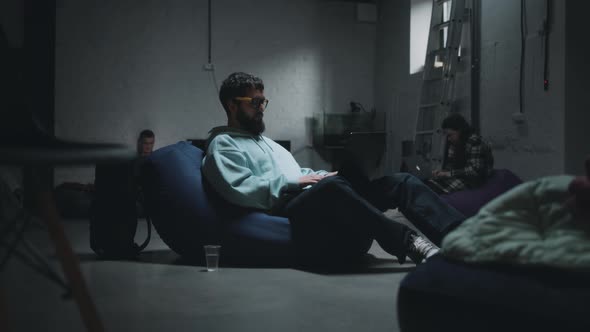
left=427, top=113, right=494, bottom=194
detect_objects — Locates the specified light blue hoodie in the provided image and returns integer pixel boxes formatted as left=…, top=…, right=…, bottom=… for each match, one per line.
left=202, top=126, right=327, bottom=211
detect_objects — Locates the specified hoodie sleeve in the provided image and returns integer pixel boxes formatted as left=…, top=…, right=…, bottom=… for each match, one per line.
left=202, top=136, right=298, bottom=210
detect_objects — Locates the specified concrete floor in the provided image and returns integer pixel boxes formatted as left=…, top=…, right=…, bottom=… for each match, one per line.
left=2, top=217, right=417, bottom=332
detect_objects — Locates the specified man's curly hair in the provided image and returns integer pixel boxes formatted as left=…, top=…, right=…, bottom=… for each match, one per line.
left=219, top=72, right=264, bottom=114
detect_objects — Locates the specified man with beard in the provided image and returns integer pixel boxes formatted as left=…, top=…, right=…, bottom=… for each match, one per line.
left=202, top=72, right=465, bottom=265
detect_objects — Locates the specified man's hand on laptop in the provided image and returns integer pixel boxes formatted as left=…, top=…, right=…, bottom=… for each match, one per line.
left=298, top=172, right=338, bottom=187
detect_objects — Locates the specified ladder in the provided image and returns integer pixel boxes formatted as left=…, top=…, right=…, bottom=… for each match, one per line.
left=410, top=0, right=469, bottom=176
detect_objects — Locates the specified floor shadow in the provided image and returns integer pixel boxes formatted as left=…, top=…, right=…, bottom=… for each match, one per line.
left=294, top=254, right=417, bottom=275
left=76, top=249, right=181, bottom=265
left=76, top=249, right=294, bottom=268
left=76, top=250, right=417, bottom=274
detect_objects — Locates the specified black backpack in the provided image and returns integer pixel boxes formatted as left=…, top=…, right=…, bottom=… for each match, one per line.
left=90, top=159, right=151, bottom=259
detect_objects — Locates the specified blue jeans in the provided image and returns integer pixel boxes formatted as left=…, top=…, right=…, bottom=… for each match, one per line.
left=278, top=173, right=465, bottom=262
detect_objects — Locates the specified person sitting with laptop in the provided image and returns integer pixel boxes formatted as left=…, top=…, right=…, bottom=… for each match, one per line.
left=201, top=72, right=466, bottom=264
left=427, top=113, right=494, bottom=194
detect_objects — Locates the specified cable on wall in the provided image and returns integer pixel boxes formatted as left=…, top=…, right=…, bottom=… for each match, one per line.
left=205, top=0, right=219, bottom=95
left=471, top=0, right=481, bottom=133
left=207, top=0, right=212, bottom=64
left=542, top=0, right=551, bottom=91
left=519, top=0, right=527, bottom=114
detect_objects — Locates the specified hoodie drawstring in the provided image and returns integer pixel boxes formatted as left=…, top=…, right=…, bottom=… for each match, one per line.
left=260, top=137, right=274, bottom=152
left=251, top=136, right=266, bottom=153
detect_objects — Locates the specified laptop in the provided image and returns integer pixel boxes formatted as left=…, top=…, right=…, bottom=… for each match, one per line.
left=402, top=154, right=434, bottom=180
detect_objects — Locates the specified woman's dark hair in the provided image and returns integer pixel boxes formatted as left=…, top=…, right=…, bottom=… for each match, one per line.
left=441, top=113, right=473, bottom=143
left=441, top=113, right=474, bottom=168
left=219, top=72, right=264, bottom=114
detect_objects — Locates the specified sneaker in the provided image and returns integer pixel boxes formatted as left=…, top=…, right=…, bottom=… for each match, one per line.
left=407, top=235, right=439, bottom=264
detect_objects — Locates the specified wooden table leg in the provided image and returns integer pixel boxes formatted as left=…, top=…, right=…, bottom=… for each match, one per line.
left=36, top=190, right=104, bottom=332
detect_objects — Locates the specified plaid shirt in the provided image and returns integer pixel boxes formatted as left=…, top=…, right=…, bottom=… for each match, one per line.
left=428, top=134, right=494, bottom=194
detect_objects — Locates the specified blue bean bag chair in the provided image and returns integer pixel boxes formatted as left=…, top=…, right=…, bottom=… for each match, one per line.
left=397, top=255, right=590, bottom=331
left=441, top=169, right=523, bottom=218
left=141, top=141, right=294, bottom=263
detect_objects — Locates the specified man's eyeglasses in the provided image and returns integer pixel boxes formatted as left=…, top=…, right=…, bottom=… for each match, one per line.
left=234, top=97, right=269, bottom=110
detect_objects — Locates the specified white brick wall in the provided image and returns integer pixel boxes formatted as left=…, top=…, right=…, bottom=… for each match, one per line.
left=54, top=0, right=376, bottom=184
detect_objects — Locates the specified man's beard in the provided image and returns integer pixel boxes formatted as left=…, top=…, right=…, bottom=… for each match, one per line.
left=237, top=106, right=265, bottom=135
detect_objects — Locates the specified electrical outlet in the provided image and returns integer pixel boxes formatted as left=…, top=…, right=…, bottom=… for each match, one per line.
left=202, top=63, right=215, bottom=71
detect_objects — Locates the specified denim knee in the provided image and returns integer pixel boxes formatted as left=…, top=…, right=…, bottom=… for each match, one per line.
left=377, top=172, right=418, bottom=188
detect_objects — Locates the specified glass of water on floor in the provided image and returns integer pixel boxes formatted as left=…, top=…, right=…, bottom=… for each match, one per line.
left=203, top=245, right=221, bottom=271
